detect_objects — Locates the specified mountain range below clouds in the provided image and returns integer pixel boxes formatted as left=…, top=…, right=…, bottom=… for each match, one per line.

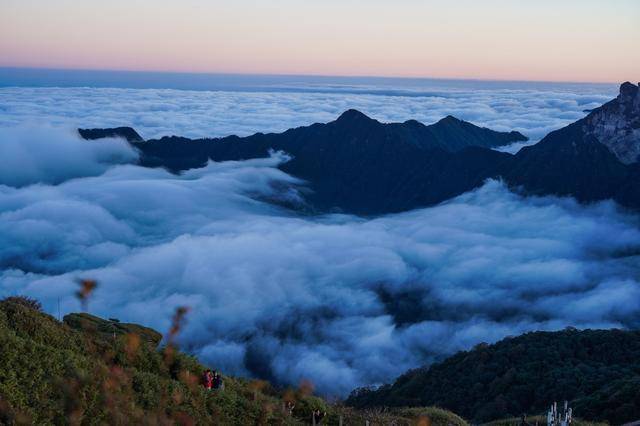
left=80, top=82, right=640, bottom=215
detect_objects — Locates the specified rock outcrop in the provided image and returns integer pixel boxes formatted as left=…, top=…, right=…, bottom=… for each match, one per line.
left=63, top=312, right=162, bottom=347
left=582, top=81, right=640, bottom=164
left=504, top=82, right=640, bottom=208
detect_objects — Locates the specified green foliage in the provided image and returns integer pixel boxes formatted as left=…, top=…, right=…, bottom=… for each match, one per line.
left=0, top=300, right=298, bottom=424
left=347, top=328, right=640, bottom=424
left=131, top=370, right=162, bottom=409
left=0, top=299, right=467, bottom=425
left=0, top=296, right=42, bottom=312
left=292, top=394, right=327, bottom=417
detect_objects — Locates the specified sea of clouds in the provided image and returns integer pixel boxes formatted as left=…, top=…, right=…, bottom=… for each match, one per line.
left=0, top=80, right=616, bottom=146
left=1, top=81, right=638, bottom=397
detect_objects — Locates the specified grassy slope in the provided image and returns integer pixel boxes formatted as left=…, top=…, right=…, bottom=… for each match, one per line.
left=0, top=300, right=465, bottom=425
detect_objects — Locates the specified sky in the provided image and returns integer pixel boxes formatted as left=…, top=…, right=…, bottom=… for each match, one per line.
left=1, top=0, right=638, bottom=83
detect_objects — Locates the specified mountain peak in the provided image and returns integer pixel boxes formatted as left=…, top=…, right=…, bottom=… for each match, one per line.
left=437, top=115, right=462, bottom=124
left=619, top=81, right=639, bottom=100
left=403, top=119, right=424, bottom=126
left=336, top=109, right=374, bottom=123
left=582, top=81, right=640, bottom=164
left=617, top=82, right=640, bottom=111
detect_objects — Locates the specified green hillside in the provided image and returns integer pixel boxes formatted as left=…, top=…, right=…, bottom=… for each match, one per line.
left=0, top=296, right=465, bottom=425
left=2, top=296, right=635, bottom=425
left=347, top=328, right=640, bottom=424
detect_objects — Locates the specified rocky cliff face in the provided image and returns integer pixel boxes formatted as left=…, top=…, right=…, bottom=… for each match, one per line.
left=583, top=81, right=640, bottom=164
left=503, top=82, right=640, bottom=209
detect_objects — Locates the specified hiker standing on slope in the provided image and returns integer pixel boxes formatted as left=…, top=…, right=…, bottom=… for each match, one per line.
left=213, top=371, right=224, bottom=390
left=202, top=369, right=214, bottom=390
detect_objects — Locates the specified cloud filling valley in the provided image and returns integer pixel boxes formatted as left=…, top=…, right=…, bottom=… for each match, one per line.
left=1, top=82, right=638, bottom=397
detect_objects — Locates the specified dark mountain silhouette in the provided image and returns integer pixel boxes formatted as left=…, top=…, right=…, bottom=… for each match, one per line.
left=345, top=328, right=640, bottom=424
left=421, top=115, right=527, bottom=151
left=80, top=110, right=524, bottom=214
left=79, top=82, right=640, bottom=214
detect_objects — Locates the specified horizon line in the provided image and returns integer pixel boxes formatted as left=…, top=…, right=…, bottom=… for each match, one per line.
left=0, top=65, right=623, bottom=86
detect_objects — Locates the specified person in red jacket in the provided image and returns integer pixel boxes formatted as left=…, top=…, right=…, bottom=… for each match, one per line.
left=202, top=369, right=214, bottom=390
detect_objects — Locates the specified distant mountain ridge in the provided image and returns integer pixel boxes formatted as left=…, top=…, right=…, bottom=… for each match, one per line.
left=80, top=109, right=525, bottom=214
left=78, top=126, right=144, bottom=143
left=79, top=82, right=640, bottom=214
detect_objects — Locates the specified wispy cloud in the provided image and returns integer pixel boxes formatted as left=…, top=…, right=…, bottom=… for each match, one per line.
left=0, top=125, right=136, bottom=186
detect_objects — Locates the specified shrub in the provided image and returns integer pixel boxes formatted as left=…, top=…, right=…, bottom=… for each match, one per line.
left=1, top=296, right=42, bottom=312
left=0, top=303, right=470, bottom=425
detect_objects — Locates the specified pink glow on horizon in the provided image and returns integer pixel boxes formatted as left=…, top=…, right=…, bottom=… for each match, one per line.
left=1, top=0, right=638, bottom=84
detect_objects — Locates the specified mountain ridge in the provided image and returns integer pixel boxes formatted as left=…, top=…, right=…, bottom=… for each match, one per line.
left=80, top=112, right=523, bottom=214
left=78, top=82, right=640, bottom=214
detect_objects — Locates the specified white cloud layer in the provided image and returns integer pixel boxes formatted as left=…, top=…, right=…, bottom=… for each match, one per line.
left=0, top=82, right=637, bottom=397
left=0, top=81, right=615, bottom=144
left=1, top=131, right=639, bottom=397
